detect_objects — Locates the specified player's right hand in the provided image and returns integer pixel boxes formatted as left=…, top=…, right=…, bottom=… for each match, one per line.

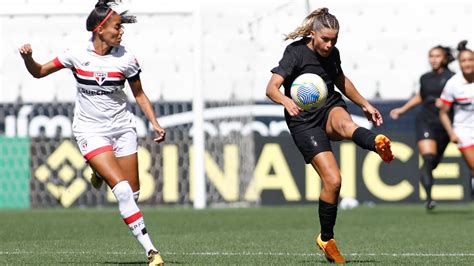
left=449, top=133, right=462, bottom=144
left=284, top=98, right=302, bottom=116
left=389, top=108, right=402, bottom=120
left=18, top=44, right=33, bottom=60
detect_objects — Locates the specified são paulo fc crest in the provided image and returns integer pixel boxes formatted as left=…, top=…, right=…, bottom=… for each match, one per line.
left=79, top=140, right=87, bottom=150
left=94, top=71, right=107, bottom=85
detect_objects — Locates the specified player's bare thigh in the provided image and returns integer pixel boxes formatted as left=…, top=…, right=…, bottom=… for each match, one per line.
left=460, top=148, right=474, bottom=174
left=117, top=153, right=140, bottom=192
left=88, top=151, right=127, bottom=189
left=417, top=139, right=437, bottom=155
left=325, top=107, right=359, bottom=141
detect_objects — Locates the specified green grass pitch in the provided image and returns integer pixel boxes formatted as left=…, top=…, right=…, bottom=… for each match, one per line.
left=1, top=204, right=473, bottom=265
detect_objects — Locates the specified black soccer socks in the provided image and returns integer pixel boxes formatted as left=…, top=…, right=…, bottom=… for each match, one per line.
left=319, top=199, right=338, bottom=241
left=420, top=154, right=436, bottom=201
left=352, top=127, right=377, bottom=152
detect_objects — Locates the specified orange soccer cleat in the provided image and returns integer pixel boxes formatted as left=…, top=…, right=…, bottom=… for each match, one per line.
left=315, top=234, right=345, bottom=264
left=375, top=134, right=395, bottom=163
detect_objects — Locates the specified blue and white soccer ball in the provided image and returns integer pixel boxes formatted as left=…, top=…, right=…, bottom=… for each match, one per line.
left=290, top=73, right=328, bottom=111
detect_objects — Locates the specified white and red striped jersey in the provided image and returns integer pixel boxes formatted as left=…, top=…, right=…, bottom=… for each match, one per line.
left=54, top=39, right=140, bottom=136
left=440, top=73, right=474, bottom=129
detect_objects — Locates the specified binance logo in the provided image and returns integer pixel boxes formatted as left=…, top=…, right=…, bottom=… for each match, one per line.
left=34, top=140, right=92, bottom=208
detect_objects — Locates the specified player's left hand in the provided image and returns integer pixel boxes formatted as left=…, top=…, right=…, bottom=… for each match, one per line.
left=153, top=126, right=166, bottom=143
left=362, top=104, right=383, bottom=127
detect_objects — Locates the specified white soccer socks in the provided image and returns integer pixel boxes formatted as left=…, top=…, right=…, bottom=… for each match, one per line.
left=112, top=181, right=157, bottom=255
left=133, top=190, right=140, bottom=202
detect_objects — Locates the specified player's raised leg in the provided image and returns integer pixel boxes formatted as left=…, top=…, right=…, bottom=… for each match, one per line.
left=90, top=168, right=104, bottom=190
left=326, top=107, right=394, bottom=163
left=90, top=166, right=139, bottom=202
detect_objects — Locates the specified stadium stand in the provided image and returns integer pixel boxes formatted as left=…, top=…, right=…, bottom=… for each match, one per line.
left=0, top=0, right=472, bottom=102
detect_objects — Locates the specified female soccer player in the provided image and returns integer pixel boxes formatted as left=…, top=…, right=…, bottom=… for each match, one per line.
left=266, top=8, right=394, bottom=264
left=439, top=40, right=474, bottom=196
left=19, top=1, right=165, bottom=265
left=390, top=46, right=455, bottom=210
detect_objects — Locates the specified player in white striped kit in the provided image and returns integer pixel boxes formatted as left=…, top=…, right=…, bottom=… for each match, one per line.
left=439, top=40, right=474, bottom=196
left=19, top=1, right=165, bottom=265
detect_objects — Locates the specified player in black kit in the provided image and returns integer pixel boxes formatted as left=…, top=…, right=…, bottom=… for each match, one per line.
left=265, top=8, right=394, bottom=264
left=390, top=46, right=455, bottom=210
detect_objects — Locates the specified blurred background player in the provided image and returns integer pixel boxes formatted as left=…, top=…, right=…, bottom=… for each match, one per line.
left=18, top=0, right=165, bottom=265
left=390, top=45, right=455, bottom=210
left=265, top=7, right=394, bottom=264
left=439, top=40, right=474, bottom=198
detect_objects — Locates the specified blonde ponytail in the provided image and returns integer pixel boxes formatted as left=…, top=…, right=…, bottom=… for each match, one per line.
left=284, top=8, right=339, bottom=40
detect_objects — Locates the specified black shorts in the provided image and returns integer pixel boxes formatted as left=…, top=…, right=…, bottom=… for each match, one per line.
left=291, top=127, right=332, bottom=163
left=415, top=118, right=450, bottom=167
left=290, top=98, right=347, bottom=164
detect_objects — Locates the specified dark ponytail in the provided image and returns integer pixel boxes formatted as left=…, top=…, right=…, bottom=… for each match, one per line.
left=457, top=40, right=471, bottom=53
left=95, top=0, right=109, bottom=8
left=86, top=0, right=136, bottom=32
left=431, top=45, right=454, bottom=68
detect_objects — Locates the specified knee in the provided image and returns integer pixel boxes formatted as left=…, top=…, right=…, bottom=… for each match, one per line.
left=322, top=175, right=342, bottom=194
left=112, top=181, right=133, bottom=202
left=422, top=154, right=437, bottom=171
left=338, top=120, right=358, bottom=139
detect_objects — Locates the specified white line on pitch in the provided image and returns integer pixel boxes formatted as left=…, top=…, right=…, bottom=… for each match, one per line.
left=1, top=251, right=474, bottom=257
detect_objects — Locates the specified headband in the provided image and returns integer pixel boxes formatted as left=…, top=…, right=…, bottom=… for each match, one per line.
left=92, top=9, right=114, bottom=32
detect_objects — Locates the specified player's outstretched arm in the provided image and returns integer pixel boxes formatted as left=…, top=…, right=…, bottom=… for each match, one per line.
left=439, top=102, right=460, bottom=144
left=265, top=73, right=302, bottom=116
left=335, top=73, right=383, bottom=127
left=129, top=78, right=166, bottom=143
left=19, top=44, right=60, bottom=78
left=389, top=93, right=422, bottom=120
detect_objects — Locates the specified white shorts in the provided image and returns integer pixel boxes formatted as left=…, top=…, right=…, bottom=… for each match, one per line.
left=454, top=126, right=474, bottom=151
left=75, top=128, right=138, bottom=160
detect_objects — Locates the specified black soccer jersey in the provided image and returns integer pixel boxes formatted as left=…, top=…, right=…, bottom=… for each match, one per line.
left=417, top=68, right=455, bottom=127
left=271, top=37, right=345, bottom=133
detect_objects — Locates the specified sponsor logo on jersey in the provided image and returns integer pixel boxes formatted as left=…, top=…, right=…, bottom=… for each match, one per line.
left=94, top=71, right=107, bottom=85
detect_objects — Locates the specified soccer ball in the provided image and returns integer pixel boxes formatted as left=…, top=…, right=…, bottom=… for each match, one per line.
left=290, top=73, right=328, bottom=111
left=340, top=197, right=359, bottom=210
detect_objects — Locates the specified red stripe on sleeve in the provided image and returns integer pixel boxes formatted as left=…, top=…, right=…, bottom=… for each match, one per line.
left=123, top=211, right=142, bottom=225
left=454, top=97, right=469, bottom=102
left=439, top=98, right=453, bottom=106
left=84, top=145, right=113, bottom=160
left=53, top=57, right=65, bottom=68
